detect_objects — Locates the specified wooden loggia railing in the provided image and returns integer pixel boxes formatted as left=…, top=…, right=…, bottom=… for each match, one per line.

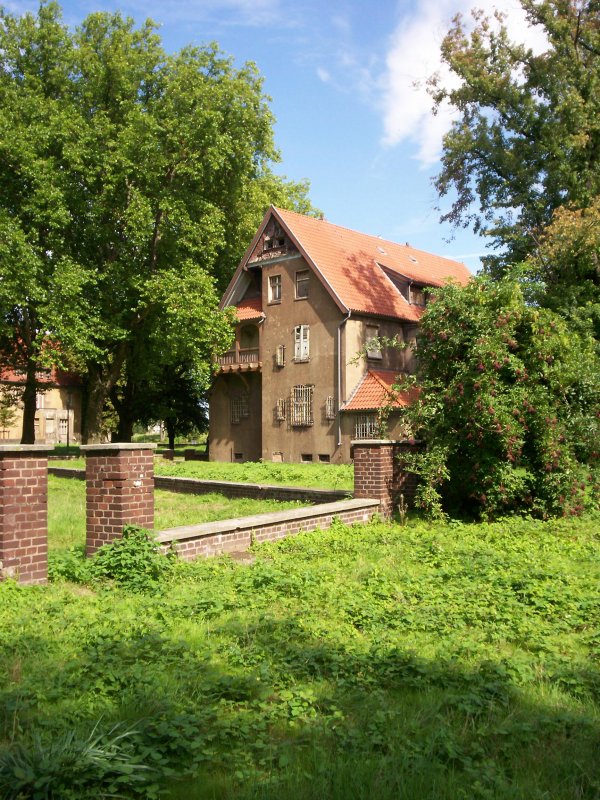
left=218, top=347, right=260, bottom=366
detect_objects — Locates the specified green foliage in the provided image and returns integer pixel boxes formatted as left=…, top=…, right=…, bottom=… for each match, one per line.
left=395, top=276, right=600, bottom=519
left=88, top=526, right=175, bottom=592
left=0, top=723, right=151, bottom=799
left=0, top=2, right=317, bottom=442
left=1, top=515, right=599, bottom=798
left=432, top=0, right=600, bottom=272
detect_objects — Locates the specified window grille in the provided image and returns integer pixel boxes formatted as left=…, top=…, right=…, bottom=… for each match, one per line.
left=275, top=398, right=286, bottom=421
left=231, top=393, right=249, bottom=424
left=290, top=385, right=313, bottom=426
left=59, top=417, right=68, bottom=436
left=354, top=413, right=378, bottom=439
left=295, top=269, right=310, bottom=299
left=276, top=344, right=285, bottom=367
left=325, top=395, right=336, bottom=420
left=294, top=325, right=310, bottom=361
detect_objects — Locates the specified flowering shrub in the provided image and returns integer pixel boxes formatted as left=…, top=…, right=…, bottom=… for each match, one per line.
left=395, top=277, right=600, bottom=519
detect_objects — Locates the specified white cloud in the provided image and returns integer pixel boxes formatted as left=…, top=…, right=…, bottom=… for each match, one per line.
left=317, top=66, right=332, bottom=84
left=380, top=0, right=548, bottom=165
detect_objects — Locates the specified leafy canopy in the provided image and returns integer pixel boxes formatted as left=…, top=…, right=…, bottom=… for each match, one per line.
left=431, top=0, right=600, bottom=272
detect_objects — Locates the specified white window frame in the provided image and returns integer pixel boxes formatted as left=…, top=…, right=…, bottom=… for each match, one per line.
left=295, top=269, right=310, bottom=299
left=294, top=325, right=310, bottom=362
left=290, top=385, right=314, bottom=426
left=275, top=398, right=286, bottom=421
left=269, top=274, right=282, bottom=303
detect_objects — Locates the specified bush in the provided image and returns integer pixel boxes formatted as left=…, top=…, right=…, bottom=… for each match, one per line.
left=395, top=276, right=600, bottom=519
left=89, top=526, right=176, bottom=592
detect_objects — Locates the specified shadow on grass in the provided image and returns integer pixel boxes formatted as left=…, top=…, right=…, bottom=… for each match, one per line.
left=2, top=605, right=598, bottom=800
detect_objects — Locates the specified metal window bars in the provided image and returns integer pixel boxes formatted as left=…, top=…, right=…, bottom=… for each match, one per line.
left=290, top=385, right=313, bottom=426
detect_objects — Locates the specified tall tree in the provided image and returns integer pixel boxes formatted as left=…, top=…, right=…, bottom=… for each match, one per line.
left=431, top=0, right=600, bottom=273
left=0, top=3, right=315, bottom=443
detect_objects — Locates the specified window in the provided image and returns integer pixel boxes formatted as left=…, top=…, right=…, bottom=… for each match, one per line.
left=234, top=452, right=244, bottom=462
left=230, top=393, right=249, bottom=424
left=301, top=453, right=313, bottom=463
left=295, top=269, right=310, bottom=299
left=269, top=274, right=282, bottom=303
left=290, top=384, right=313, bottom=426
left=294, top=325, right=310, bottom=361
left=354, top=413, right=378, bottom=439
left=275, top=344, right=285, bottom=367
left=410, top=286, right=426, bottom=306
left=35, top=392, right=45, bottom=410
left=366, top=325, right=382, bottom=359
left=318, top=454, right=330, bottom=463
left=275, top=398, right=286, bottom=421
left=59, top=417, right=68, bottom=436
left=325, top=395, right=336, bottom=420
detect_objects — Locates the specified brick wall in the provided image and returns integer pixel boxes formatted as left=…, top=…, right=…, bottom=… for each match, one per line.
left=0, top=445, right=50, bottom=585
left=81, top=444, right=155, bottom=555
left=157, top=498, right=380, bottom=560
left=352, top=439, right=418, bottom=518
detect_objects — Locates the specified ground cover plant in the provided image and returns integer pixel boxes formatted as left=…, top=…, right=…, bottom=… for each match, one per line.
left=47, top=475, right=306, bottom=552
left=1, top=513, right=599, bottom=798
left=49, top=460, right=354, bottom=491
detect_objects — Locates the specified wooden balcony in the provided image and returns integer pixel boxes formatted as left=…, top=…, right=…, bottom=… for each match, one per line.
left=217, top=346, right=261, bottom=372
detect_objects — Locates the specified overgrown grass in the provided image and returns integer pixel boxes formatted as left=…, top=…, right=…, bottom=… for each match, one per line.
left=47, top=475, right=306, bottom=552
left=49, top=459, right=354, bottom=490
left=1, top=514, right=599, bottom=798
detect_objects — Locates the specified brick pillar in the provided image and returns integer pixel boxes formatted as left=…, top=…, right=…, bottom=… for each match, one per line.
left=0, top=445, right=50, bottom=585
left=81, top=443, right=156, bottom=555
left=352, top=440, right=396, bottom=519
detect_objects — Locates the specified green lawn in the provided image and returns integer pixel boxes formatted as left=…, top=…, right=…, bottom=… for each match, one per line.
left=49, top=458, right=354, bottom=490
left=48, top=475, right=307, bottom=552
left=2, top=513, right=599, bottom=799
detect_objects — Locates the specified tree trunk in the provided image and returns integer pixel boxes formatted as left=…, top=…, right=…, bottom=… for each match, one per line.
left=166, top=419, right=176, bottom=451
left=20, top=360, right=37, bottom=444
left=81, top=347, right=129, bottom=444
left=110, top=379, right=135, bottom=443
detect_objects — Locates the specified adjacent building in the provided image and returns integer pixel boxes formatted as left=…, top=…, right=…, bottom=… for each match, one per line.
left=0, top=367, right=82, bottom=445
left=209, top=206, right=470, bottom=464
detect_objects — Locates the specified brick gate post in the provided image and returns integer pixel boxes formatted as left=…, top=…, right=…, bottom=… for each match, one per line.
left=352, top=440, right=396, bottom=519
left=81, top=443, right=156, bottom=555
left=0, top=445, right=51, bottom=585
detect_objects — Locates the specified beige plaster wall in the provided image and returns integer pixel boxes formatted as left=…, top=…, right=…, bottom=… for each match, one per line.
left=258, top=254, right=343, bottom=463
left=209, top=371, right=262, bottom=462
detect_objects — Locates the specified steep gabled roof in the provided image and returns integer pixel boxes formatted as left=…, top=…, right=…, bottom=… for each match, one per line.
left=343, top=369, right=417, bottom=411
left=222, top=206, right=471, bottom=322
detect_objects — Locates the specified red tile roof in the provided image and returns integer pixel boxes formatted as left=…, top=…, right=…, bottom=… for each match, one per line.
left=235, top=296, right=264, bottom=321
left=343, top=369, right=417, bottom=411
left=0, top=367, right=81, bottom=387
left=272, top=208, right=471, bottom=321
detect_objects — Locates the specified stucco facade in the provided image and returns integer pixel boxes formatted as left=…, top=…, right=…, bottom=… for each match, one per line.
left=0, top=378, right=82, bottom=445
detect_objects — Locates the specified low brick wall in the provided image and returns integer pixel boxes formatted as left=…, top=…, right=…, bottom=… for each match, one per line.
left=156, top=498, right=380, bottom=560
left=154, top=476, right=351, bottom=503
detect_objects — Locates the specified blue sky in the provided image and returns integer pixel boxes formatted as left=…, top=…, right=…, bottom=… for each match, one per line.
left=10, top=0, right=546, bottom=273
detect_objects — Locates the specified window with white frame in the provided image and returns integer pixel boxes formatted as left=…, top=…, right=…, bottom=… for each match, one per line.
left=354, top=413, right=378, bottom=439
left=294, top=325, right=310, bottom=361
left=366, top=325, right=382, bottom=359
left=230, top=392, right=249, bottom=424
left=290, top=385, right=313, bottom=426
left=269, top=274, right=282, bottom=303
left=295, top=269, right=310, bottom=299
